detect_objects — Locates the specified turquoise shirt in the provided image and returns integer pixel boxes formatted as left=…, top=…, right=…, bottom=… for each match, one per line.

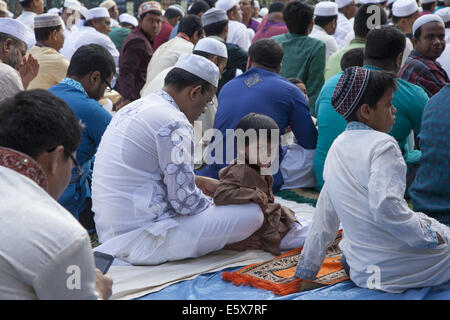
left=324, top=38, right=365, bottom=81
left=272, top=32, right=326, bottom=117
left=314, top=65, right=429, bottom=189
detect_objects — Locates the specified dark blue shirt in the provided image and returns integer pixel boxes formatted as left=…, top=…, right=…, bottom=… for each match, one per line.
left=48, top=78, right=112, bottom=219
left=199, top=67, right=317, bottom=192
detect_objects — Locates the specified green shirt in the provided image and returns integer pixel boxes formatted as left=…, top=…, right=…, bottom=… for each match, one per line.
left=272, top=33, right=326, bottom=117
left=108, top=27, right=131, bottom=53
left=313, top=64, right=429, bottom=189
left=323, top=38, right=365, bottom=82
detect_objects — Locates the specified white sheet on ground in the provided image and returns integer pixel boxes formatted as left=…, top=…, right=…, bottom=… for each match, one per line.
left=106, top=197, right=315, bottom=300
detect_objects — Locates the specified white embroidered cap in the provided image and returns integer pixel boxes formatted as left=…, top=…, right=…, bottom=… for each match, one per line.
left=168, top=4, right=186, bottom=17
left=335, top=0, right=353, bottom=8
left=63, top=0, right=81, bottom=11
left=34, top=13, right=64, bottom=28
left=85, top=7, right=110, bottom=21
left=174, top=53, right=220, bottom=87
left=0, top=18, right=34, bottom=48
left=0, top=0, right=7, bottom=13
left=202, top=8, right=228, bottom=26
left=412, top=14, right=445, bottom=35
left=215, top=0, right=238, bottom=12
left=194, top=37, right=228, bottom=58
left=392, top=0, right=418, bottom=17
left=435, top=7, right=450, bottom=23
left=119, top=13, right=138, bottom=27
left=314, top=1, right=338, bottom=16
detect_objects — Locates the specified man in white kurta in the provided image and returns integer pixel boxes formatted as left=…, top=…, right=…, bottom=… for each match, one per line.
left=295, top=67, right=450, bottom=293
left=216, top=0, right=251, bottom=50
left=0, top=61, right=24, bottom=101
left=60, top=7, right=119, bottom=69
left=310, top=2, right=340, bottom=61
left=92, top=54, right=264, bottom=265
left=334, top=0, right=356, bottom=49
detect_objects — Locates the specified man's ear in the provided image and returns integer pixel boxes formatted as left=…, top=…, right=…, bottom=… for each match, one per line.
left=307, top=20, right=314, bottom=35
left=358, top=104, right=371, bottom=122
left=2, top=38, right=13, bottom=55
left=412, top=36, right=418, bottom=49
left=189, top=84, right=203, bottom=100
left=395, top=51, right=403, bottom=69
left=275, top=63, right=282, bottom=74
left=246, top=57, right=252, bottom=71
left=37, top=145, right=65, bottom=176
left=89, top=70, right=102, bottom=86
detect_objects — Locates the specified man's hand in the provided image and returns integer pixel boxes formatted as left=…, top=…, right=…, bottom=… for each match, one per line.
left=19, top=54, right=39, bottom=89
left=195, top=176, right=219, bottom=197
left=95, top=269, right=113, bottom=300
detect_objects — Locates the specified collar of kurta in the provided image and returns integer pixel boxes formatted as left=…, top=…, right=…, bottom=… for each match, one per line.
left=410, top=50, right=440, bottom=63
left=345, top=121, right=374, bottom=131
left=349, top=38, right=365, bottom=45
left=0, top=147, right=48, bottom=191
left=156, top=89, right=181, bottom=111
left=61, top=78, right=88, bottom=97
left=176, top=32, right=191, bottom=42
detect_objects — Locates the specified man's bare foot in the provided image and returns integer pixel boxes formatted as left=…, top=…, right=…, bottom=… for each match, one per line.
left=224, top=234, right=262, bottom=251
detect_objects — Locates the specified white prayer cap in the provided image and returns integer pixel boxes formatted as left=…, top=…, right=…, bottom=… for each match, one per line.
left=63, top=0, right=81, bottom=11
left=335, top=0, right=353, bottom=8
left=47, top=8, right=60, bottom=14
left=174, top=53, right=220, bottom=87
left=392, top=0, right=418, bottom=17
left=215, top=0, right=238, bottom=12
left=314, top=2, right=338, bottom=16
left=34, top=13, right=63, bottom=28
left=412, top=13, right=444, bottom=35
left=85, top=7, right=110, bottom=21
left=119, top=13, right=138, bottom=27
left=194, top=37, right=228, bottom=58
left=0, top=0, right=7, bottom=13
left=80, top=6, right=88, bottom=18
left=138, top=1, right=162, bottom=17
left=387, top=0, right=397, bottom=6
left=435, top=7, right=450, bottom=23
left=0, top=18, right=32, bottom=46
left=254, top=0, right=260, bottom=9
left=168, top=4, right=185, bottom=17
left=202, top=8, right=228, bottom=26
left=259, top=7, right=268, bottom=17
left=100, top=0, right=117, bottom=10
left=420, top=0, right=436, bottom=3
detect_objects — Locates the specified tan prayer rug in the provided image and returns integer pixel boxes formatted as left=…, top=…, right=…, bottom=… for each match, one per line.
left=222, top=231, right=349, bottom=295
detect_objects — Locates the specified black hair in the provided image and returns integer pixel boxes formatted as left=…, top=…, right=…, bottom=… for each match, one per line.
left=249, top=38, right=283, bottom=69
left=354, top=4, right=387, bottom=38
left=346, top=70, right=397, bottom=122
left=283, top=0, right=314, bottom=35
left=314, top=15, right=338, bottom=29
left=0, top=32, right=26, bottom=48
left=364, top=25, right=405, bottom=64
left=203, top=19, right=228, bottom=36
left=67, top=44, right=116, bottom=80
left=19, top=0, right=33, bottom=8
left=203, top=0, right=216, bottom=8
left=421, top=2, right=435, bottom=11
left=164, top=67, right=214, bottom=94
left=120, top=22, right=135, bottom=29
left=235, top=113, right=279, bottom=146
left=165, top=7, right=184, bottom=19
left=178, top=15, right=203, bottom=38
left=268, top=1, right=285, bottom=13
left=340, top=47, right=364, bottom=70
left=287, top=78, right=305, bottom=86
left=0, top=90, right=82, bottom=159
left=188, top=0, right=210, bottom=15
left=34, top=25, right=62, bottom=42
left=392, top=11, right=417, bottom=24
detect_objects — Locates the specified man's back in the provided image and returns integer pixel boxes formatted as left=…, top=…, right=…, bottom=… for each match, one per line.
left=200, top=67, right=317, bottom=191
left=272, top=33, right=326, bottom=116
left=0, top=164, right=96, bottom=299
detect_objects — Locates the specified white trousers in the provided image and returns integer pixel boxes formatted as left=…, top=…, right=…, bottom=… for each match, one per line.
left=95, top=203, right=264, bottom=266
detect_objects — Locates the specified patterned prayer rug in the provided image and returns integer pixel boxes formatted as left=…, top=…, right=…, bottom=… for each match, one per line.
left=275, top=188, right=320, bottom=207
left=222, top=232, right=349, bottom=295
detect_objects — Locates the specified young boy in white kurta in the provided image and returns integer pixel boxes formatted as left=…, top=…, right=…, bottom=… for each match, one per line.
left=295, top=67, right=450, bottom=293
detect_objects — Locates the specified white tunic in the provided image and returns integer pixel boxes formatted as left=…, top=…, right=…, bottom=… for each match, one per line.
left=16, top=10, right=36, bottom=29
left=144, top=36, right=194, bottom=84
left=310, top=25, right=339, bottom=61
left=60, top=26, right=119, bottom=71
left=0, top=60, right=24, bottom=101
left=0, top=166, right=97, bottom=299
left=227, top=20, right=251, bottom=51
left=295, top=122, right=450, bottom=293
left=92, top=90, right=264, bottom=265
left=436, top=29, right=450, bottom=75
left=334, top=12, right=354, bottom=50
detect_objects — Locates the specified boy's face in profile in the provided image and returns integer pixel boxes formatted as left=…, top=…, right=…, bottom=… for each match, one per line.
left=246, top=139, right=273, bottom=169
left=363, top=86, right=397, bottom=133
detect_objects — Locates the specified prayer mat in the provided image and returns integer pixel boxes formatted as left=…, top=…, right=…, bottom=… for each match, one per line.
left=222, top=232, right=349, bottom=295
left=275, top=188, right=319, bottom=207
